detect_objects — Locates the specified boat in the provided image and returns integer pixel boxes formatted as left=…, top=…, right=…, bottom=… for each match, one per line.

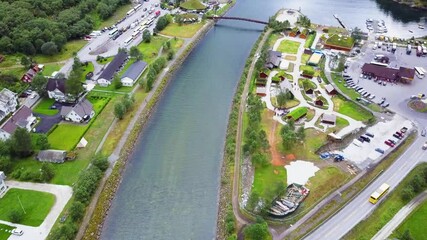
left=366, top=18, right=373, bottom=23
left=409, top=30, right=413, bottom=33
left=419, top=25, right=425, bottom=29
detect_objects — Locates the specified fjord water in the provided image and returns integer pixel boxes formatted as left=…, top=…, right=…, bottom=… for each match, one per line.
left=101, top=1, right=425, bottom=239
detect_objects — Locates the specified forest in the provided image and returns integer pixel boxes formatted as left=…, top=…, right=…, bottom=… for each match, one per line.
left=0, top=0, right=129, bottom=56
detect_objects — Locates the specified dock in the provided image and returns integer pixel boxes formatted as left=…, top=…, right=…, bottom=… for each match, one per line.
left=333, top=14, right=346, bottom=29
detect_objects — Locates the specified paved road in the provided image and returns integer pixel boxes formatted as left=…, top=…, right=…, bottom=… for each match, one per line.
left=1, top=181, right=72, bottom=240
left=304, top=134, right=426, bottom=240
left=372, top=190, right=427, bottom=240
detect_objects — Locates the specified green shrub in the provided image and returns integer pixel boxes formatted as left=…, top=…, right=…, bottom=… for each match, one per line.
left=8, top=210, right=23, bottom=223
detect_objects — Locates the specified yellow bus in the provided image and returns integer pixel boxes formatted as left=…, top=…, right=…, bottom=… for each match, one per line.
left=369, top=183, right=390, bottom=204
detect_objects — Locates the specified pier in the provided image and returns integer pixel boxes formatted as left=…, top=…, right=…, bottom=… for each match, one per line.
left=333, top=14, right=347, bottom=29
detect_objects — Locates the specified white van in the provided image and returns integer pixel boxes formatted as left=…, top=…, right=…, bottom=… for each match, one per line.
left=124, top=37, right=133, bottom=46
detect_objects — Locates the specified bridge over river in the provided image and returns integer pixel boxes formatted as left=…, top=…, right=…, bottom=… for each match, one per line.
left=207, top=16, right=268, bottom=25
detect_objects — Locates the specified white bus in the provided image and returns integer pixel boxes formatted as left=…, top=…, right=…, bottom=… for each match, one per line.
left=127, top=9, right=135, bottom=16
left=124, top=37, right=133, bottom=46
left=109, top=28, right=119, bottom=37
left=415, top=67, right=425, bottom=79
left=134, top=4, right=142, bottom=10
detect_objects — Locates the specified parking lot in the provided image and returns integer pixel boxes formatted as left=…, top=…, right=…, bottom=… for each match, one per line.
left=337, top=114, right=413, bottom=169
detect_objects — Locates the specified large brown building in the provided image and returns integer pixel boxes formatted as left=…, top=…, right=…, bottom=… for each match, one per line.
left=361, top=63, right=415, bottom=83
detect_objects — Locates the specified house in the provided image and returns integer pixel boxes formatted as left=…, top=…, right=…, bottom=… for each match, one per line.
left=121, top=60, right=148, bottom=86
left=307, top=52, right=324, bottom=66
left=256, top=87, right=267, bottom=97
left=60, top=98, right=95, bottom=123
left=97, top=52, right=129, bottom=86
left=321, top=113, right=337, bottom=125
left=324, top=84, right=336, bottom=95
left=0, top=88, right=18, bottom=122
left=21, top=64, right=43, bottom=83
left=265, top=50, right=282, bottom=69
left=36, top=150, right=67, bottom=163
left=361, top=63, right=415, bottom=83
left=259, top=72, right=268, bottom=79
left=315, top=98, right=324, bottom=106
left=0, top=171, right=7, bottom=198
left=0, top=106, right=36, bottom=140
left=46, top=78, right=73, bottom=103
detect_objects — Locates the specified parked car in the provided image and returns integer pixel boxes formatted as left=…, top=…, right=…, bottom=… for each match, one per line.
left=385, top=140, right=395, bottom=147
left=421, top=128, right=426, bottom=137
left=375, top=148, right=385, bottom=154
left=423, top=142, right=427, bottom=150
left=365, top=132, right=374, bottom=138
left=357, top=137, right=365, bottom=143
left=401, top=127, right=408, bottom=133
left=388, top=139, right=397, bottom=145
left=12, top=229, right=23, bottom=236
left=369, top=95, right=376, bottom=100
left=382, top=102, right=390, bottom=108
left=393, top=133, right=402, bottom=140
left=360, top=135, right=371, bottom=142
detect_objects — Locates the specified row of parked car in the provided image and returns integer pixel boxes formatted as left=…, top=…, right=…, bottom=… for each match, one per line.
left=342, top=75, right=378, bottom=100
left=383, top=127, right=407, bottom=149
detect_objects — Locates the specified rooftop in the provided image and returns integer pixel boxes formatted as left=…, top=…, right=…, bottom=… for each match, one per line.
left=46, top=78, right=67, bottom=93
left=121, top=60, right=148, bottom=81
left=98, top=52, right=128, bottom=81
left=1, top=106, right=33, bottom=134
left=61, top=98, right=93, bottom=118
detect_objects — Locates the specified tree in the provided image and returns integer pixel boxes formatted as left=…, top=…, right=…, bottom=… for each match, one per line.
left=163, top=40, right=171, bottom=51
left=31, top=73, right=48, bottom=96
left=251, top=152, right=268, bottom=167
left=20, top=56, right=31, bottom=68
left=410, top=174, right=425, bottom=193
left=281, top=125, right=297, bottom=150
left=34, top=134, right=50, bottom=150
left=167, top=50, right=175, bottom=60
left=41, top=42, right=58, bottom=55
left=246, top=192, right=260, bottom=212
left=66, top=68, right=84, bottom=97
left=0, top=156, right=12, bottom=173
left=296, top=126, right=306, bottom=141
left=129, top=46, right=143, bottom=60
left=40, top=163, right=55, bottom=182
left=92, top=155, right=109, bottom=171
left=276, top=90, right=288, bottom=107
left=351, top=27, right=363, bottom=41
left=243, top=218, right=270, bottom=240
left=69, top=201, right=85, bottom=221
left=155, top=15, right=170, bottom=31
left=8, top=210, right=24, bottom=223
left=97, top=2, right=112, bottom=19
left=401, top=187, right=415, bottom=201
left=401, top=229, right=413, bottom=240
left=112, top=74, right=122, bottom=90
left=114, top=102, right=126, bottom=120
left=142, top=29, right=151, bottom=43
left=11, top=128, right=33, bottom=157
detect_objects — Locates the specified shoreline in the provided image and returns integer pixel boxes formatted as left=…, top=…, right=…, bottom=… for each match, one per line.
left=391, top=0, right=427, bottom=10
left=81, top=3, right=237, bottom=239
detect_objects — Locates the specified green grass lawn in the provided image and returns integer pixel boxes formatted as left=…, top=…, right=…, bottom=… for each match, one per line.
left=277, top=40, right=301, bottom=54
left=331, top=73, right=359, bottom=100
left=180, top=0, right=207, bottom=10
left=252, top=165, right=287, bottom=201
left=267, top=33, right=281, bottom=48
left=344, top=163, right=427, bottom=240
left=0, top=188, right=55, bottom=226
left=160, top=22, right=204, bottom=38
left=0, top=54, right=22, bottom=68
left=94, top=84, right=133, bottom=92
left=304, top=33, right=316, bottom=48
left=82, top=62, right=94, bottom=82
left=0, top=223, right=13, bottom=240
left=137, top=36, right=169, bottom=64
left=326, top=34, right=355, bottom=48
left=271, top=97, right=300, bottom=109
left=42, top=63, right=62, bottom=77
left=33, top=40, right=87, bottom=64
left=301, top=54, right=310, bottom=64
left=33, top=98, right=58, bottom=116
left=96, top=56, right=114, bottom=65
left=332, top=95, right=373, bottom=122
left=393, top=198, right=427, bottom=239
left=278, top=128, right=326, bottom=160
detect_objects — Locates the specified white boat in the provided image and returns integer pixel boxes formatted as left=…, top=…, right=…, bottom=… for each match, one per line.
left=409, top=30, right=413, bottom=33
left=419, top=26, right=425, bottom=29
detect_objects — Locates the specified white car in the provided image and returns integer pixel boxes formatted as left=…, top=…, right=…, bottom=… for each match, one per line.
left=12, top=228, right=23, bottom=236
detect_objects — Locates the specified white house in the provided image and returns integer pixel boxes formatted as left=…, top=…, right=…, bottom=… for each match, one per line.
left=0, top=88, right=18, bottom=122
left=0, top=171, right=6, bottom=198
left=60, top=99, right=95, bottom=123
left=121, top=60, right=147, bottom=86
left=0, top=106, right=36, bottom=141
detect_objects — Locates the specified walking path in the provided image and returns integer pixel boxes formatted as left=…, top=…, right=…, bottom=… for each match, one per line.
left=372, top=190, right=427, bottom=240
left=2, top=181, right=72, bottom=240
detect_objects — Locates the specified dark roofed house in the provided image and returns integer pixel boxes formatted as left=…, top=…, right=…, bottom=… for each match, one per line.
left=0, top=106, right=36, bottom=140
left=46, top=78, right=76, bottom=103
left=121, top=60, right=148, bottom=86
left=324, top=84, right=336, bottom=95
left=98, top=52, right=129, bottom=86
left=361, top=63, right=415, bottom=83
left=265, top=50, right=282, bottom=69
left=37, top=150, right=67, bottom=163
left=61, top=98, right=95, bottom=123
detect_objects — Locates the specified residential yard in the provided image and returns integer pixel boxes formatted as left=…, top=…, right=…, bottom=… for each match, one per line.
left=332, top=95, right=373, bottom=122
left=277, top=40, right=301, bottom=54
left=393, top=198, right=427, bottom=240
left=252, top=165, right=287, bottom=201
left=33, top=40, right=87, bottom=63
left=82, top=62, right=94, bottom=81
left=0, top=188, right=55, bottom=226
left=0, top=223, right=13, bottom=240
left=137, top=36, right=170, bottom=64
left=160, top=22, right=204, bottom=38
left=33, top=98, right=58, bottom=116
left=344, top=163, right=427, bottom=240
left=42, top=63, right=62, bottom=77
left=96, top=56, right=114, bottom=65
left=325, top=34, right=355, bottom=48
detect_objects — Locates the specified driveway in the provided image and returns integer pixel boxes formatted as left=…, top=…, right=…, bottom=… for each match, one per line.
left=34, top=113, right=62, bottom=134
left=0, top=181, right=72, bottom=240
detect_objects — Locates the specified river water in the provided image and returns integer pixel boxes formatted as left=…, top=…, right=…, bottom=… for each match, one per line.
left=101, top=1, right=425, bottom=239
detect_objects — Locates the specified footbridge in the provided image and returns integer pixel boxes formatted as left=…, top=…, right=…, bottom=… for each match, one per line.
left=207, top=16, right=268, bottom=25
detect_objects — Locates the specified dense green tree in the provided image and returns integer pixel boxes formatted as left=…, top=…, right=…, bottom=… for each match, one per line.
left=41, top=42, right=58, bottom=55
left=142, top=29, right=151, bottom=43
left=40, top=163, right=55, bottom=182
left=129, top=46, right=143, bottom=60
left=20, top=56, right=31, bottom=68
left=114, top=102, right=126, bottom=119
left=8, top=210, right=24, bottom=223
left=112, top=74, right=122, bottom=90
left=401, top=229, right=413, bottom=240
left=410, top=174, right=425, bottom=193
left=0, top=156, right=12, bottom=173
left=33, top=134, right=50, bottom=150
left=155, top=15, right=170, bottom=31
left=11, top=128, right=33, bottom=157
left=91, top=155, right=109, bottom=172
left=401, top=186, right=415, bottom=201
left=97, top=2, right=112, bottom=19
left=31, top=74, right=48, bottom=96
left=69, top=201, right=85, bottom=221
left=243, top=218, right=270, bottom=240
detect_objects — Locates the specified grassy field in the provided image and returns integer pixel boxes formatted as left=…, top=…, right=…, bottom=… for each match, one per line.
left=267, top=33, right=281, bottom=48
left=332, top=95, right=373, bottom=122
left=33, top=40, right=87, bottom=63
left=0, top=223, right=13, bottom=240
left=180, top=0, right=206, bottom=10
left=304, top=33, right=316, bottom=48
left=160, top=22, right=204, bottom=38
left=252, top=165, right=287, bottom=201
left=33, top=98, right=58, bottom=116
left=344, top=163, right=427, bottom=240
left=0, top=188, right=55, bottom=226
left=271, top=97, right=300, bottom=109
left=392, top=198, right=427, bottom=239
left=277, top=40, right=301, bottom=54
left=42, top=63, right=62, bottom=77
left=278, top=128, right=326, bottom=160
left=137, top=36, right=169, bottom=64
left=301, top=54, right=310, bottom=64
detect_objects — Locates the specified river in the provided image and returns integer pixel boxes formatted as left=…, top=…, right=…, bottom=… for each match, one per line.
left=101, top=1, right=425, bottom=239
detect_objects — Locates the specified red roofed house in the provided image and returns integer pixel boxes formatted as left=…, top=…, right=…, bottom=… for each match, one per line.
left=0, top=106, right=36, bottom=140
